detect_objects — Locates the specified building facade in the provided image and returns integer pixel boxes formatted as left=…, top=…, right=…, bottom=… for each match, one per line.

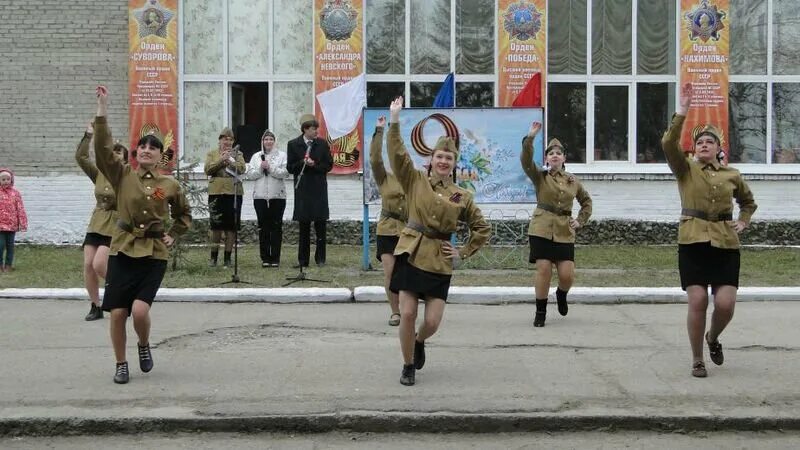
left=1, top=0, right=799, bottom=243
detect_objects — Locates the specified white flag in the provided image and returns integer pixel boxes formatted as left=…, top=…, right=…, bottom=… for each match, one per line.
left=316, top=72, right=366, bottom=140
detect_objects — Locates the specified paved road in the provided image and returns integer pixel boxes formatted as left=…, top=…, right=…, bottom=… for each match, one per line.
left=0, top=299, right=798, bottom=435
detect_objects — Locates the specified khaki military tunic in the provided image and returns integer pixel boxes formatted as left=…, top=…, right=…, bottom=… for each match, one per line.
left=370, top=126, right=406, bottom=236
left=94, top=117, right=192, bottom=260
left=521, top=136, right=592, bottom=243
left=387, top=123, right=490, bottom=275
left=75, top=131, right=118, bottom=237
left=204, top=149, right=246, bottom=195
left=661, top=114, right=757, bottom=249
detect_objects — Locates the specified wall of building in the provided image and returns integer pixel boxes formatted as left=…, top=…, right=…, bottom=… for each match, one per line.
left=0, top=0, right=130, bottom=176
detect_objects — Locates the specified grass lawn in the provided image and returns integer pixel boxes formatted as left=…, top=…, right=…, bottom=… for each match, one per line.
left=2, top=244, right=798, bottom=289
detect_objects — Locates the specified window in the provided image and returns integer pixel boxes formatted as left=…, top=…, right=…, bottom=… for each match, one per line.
left=547, top=83, right=587, bottom=163
left=591, top=0, right=632, bottom=75
left=728, top=83, right=767, bottom=163
left=367, top=82, right=404, bottom=107
left=637, top=83, right=674, bottom=163
left=456, top=82, right=493, bottom=107
left=773, top=83, right=800, bottom=164
left=730, top=0, right=767, bottom=75
left=366, top=0, right=405, bottom=74
left=548, top=0, right=587, bottom=74
left=410, top=82, right=443, bottom=107
left=637, top=0, right=675, bottom=75
left=410, top=0, right=450, bottom=74
left=773, top=0, right=800, bottom=75
left=456, top=0, right=494, bottom=74
left=593, top=85, right=629, bottom=161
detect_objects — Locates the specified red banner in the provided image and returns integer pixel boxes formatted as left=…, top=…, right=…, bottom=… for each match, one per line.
left=679, top=0, right=730, bottom=156
left=128, top=0, right=179, bottom=172
left=314, top=0, right=364, bottom=174
left=497, top=0, right=547, bottom=107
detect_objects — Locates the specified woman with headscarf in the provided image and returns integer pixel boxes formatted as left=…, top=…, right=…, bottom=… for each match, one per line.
left=246, top=129, right=289, bottom=267
left=661, top=83, right=757, bottom=378
left=520, top=121, right=592, bottom=328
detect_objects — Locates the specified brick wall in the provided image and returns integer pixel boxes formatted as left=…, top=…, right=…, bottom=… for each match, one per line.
left=12, top=175, right=799, bottom=244
left=0, top=0, right=129, bottom=176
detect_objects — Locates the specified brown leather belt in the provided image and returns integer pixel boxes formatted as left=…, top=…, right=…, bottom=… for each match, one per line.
left=381, top=210, right=407, bottom=222
left=537, top=203, right=572, bottom=216
left=117, top=220, right=164, bottom=239
left=681, top=208, right=733, bottom=222
left=405, top=220, right=452, bottom=241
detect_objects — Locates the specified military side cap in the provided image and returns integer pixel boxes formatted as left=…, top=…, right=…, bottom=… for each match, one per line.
left=692, top=124, right=722, bottom=144
left=299, top=113, right=317, bottom=126
left=433, top=136, right=459, bottom=159
left=546, top=138, right=565, bottom=154
left=218, top=127, right=235, bottom=140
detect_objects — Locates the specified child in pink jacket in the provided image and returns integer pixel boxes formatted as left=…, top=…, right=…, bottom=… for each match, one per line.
left=0, top=168, right=28, bottom=272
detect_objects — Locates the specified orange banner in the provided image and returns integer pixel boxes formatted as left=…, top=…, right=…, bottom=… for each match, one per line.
left=128, top=0, right=179, bottom=172
left=497, top=0, right=546, bottom=107
left=679, top=0, right=730, bottom=156
left=314, top=0, right=364, bottom=174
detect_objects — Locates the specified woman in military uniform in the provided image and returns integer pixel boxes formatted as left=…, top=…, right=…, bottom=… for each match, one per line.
left=387, top=97, right=491, bottom=386
left=370, top=115, right=405, bottom=326
left=93, top=85, right=192, bottom=384
left=75, top=120, right=128, bottom=321
left=204, top=127, right=246, bottom=268
left=662, top=83, right=757, bottom=378
left=521, top=122, right=592, bottom=328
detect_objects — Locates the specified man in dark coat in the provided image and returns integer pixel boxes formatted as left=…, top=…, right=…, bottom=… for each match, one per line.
left=287, top=113, right=333, bottom=267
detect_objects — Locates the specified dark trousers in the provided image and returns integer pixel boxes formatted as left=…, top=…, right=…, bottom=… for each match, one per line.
left=253, top=198, right=286, bottom=264
left=297, top=221, right=327, bottom=267
left=0, top=231, right=15, bottom=266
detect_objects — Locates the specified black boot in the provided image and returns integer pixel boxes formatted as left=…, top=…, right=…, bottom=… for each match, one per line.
left=223, top=251, right=232, bottom=268
left=138, top=343, right=153, bottom=373
left=113, top=361, right=129, bottom=384
left=556, top=288, right=569, bottom=316
left=85, top=304, right=103, bottom=321
left=400, top=364, right=416, bottom=386
left=533, top=299, right=547, bottom=327
left=209, top=251, right=219, bottom=267
left=414, top=338, right=426, bottom=370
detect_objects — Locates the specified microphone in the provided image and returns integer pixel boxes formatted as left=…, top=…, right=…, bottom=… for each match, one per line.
left=228, top=144, right=240, bottom=164
left=304, top=141, right=312, bottom=160
left=261, top=152, right=268, bottom=175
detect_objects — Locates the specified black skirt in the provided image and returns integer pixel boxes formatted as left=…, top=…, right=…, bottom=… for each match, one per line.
left=102, top=253, right=168, bottom=315
left=375, top=235, right=399, bottom=262
left=678, top=242, right=740, bottom=291
left=389, top=253, right=452, bottom=301
left=82, top=232, right=112, bottom=248
left=529, top=235, right=575, bottom=263
left=209, top=194, right=242, bottom=231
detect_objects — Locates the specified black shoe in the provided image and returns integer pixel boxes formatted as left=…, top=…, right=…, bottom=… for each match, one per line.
left=85, top=304, right=103, bottom=321
left=269, top=262, right=280, bottom=268
left=400, top=364, right=416, bottom=386
left=533, top=311, right=546, bottom=327
left=556, top=288, right=569, bottom=316
left=706, top=332, right=724, bottom=366
left=414, top=339, right=426, bottom=370
left=113, top=361, right=129, bottom=384
left=262, top=262, right=270, bottom=268
left=138, top=343, right=153, bottom=373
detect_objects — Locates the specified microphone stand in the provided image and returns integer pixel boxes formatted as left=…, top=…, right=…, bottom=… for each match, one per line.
left=217, top=158, right=251, bottom=286
left=284, top=140, right=329, bottom=287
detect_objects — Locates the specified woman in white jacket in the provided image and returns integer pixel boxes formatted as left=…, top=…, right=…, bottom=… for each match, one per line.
left=246, top=130, right=290, bottom=267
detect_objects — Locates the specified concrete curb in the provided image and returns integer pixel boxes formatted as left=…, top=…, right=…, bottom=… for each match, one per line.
left=0, top=288, right=352, bottom=303
left=353, top=286, right=800, bottom=304
left=1, top=413, right=798, bottom=437
left=2, top=286, right=800, bottom=304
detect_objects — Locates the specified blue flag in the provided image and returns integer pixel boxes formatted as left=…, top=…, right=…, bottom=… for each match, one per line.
left=432, top=72, right=455, bottom=107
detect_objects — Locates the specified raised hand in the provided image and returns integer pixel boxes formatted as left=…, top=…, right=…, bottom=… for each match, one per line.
left=678, top=82, right=693, bottom=114
left=95, top=85, right=108, bottom=117
left=389, top=97, right=403, bottom=122
left=528, top=121, right=542, bottom=137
